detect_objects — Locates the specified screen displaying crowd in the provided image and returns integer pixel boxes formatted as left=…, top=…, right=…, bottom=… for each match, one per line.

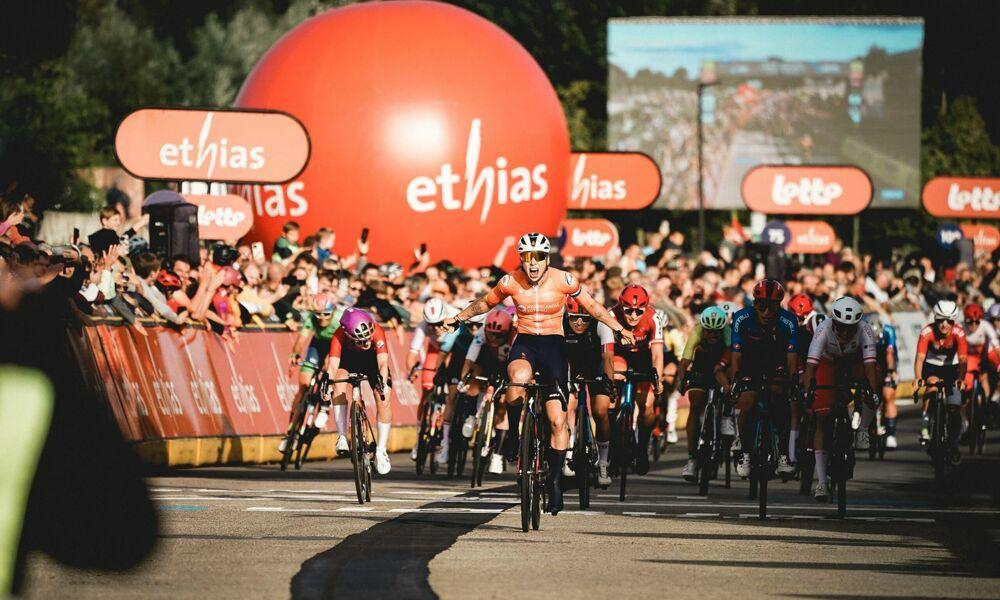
left=608, top=18, right=924, bottom=210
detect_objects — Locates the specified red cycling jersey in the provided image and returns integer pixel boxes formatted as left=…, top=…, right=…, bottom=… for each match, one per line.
left=916, top=324, right=967, bottom=367
left=329, top=323, right=389, bottom=360
left=597, top=306, right=663, bottom=355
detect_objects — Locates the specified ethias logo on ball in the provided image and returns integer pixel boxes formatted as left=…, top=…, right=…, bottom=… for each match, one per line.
left=405, top=119, right=549, bottom=223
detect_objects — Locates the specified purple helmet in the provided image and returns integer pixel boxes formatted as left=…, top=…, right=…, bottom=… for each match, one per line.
left=988, top=302, right=1000, bottom=321
left=341, top=307, right=375, bottom=342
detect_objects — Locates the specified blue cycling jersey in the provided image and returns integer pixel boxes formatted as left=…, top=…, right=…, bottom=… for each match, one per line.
left=731, top=306, right=798, bottom=355
left=876, top=324, right=898, bottom=367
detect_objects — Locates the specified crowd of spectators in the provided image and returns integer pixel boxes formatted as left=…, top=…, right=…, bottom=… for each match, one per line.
left=2, top=189, right=998, bottom=356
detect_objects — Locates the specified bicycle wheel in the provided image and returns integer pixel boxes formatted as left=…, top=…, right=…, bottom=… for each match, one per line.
left=932, top=397, right=946, bottom=484
left=362, top=412, right=373, bottom=502
left=520, top=407, right=536, bottom=532
left=280, top=402, right=306, bottom=471
left=967, top=388, right=978, bottom=457
left=836, top=479, right=847, bottom=517
left=619, top=416, right=633, bottom=502
left=576, top=402, right=591, bottom=510
left=798, top=451, right=814, bottom=496
left=351, top=402, right=366, bottom=504
left=723, top=438, right=733, bottom=489
left=415, top=403, right=431, bottom=475
left=974, top=384, right=987, bottom=455
left=755, top=426, right=769, bottom=519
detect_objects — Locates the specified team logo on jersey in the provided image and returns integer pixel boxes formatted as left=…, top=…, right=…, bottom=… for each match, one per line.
left=501, top=274, right=511, bottom=286
left=376, top=340, right=385, bottom=349
left=565, top=272, right=575, bottom=286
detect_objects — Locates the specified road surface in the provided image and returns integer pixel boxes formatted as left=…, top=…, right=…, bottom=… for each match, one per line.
left=23, top=404, right=1000, bottom=599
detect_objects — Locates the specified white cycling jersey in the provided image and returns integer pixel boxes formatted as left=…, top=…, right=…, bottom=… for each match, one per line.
left=965, top=320, right=999, bottom=352
left=806, top=318, right=877, bottom=365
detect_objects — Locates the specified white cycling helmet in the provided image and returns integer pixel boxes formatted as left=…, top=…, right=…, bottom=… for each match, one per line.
left=830, top=296, right=863, bottom=325
left=517, top=233, right=551, bottom=254
left=422, top=297, right=448, bottom=324
left=932, top=300, right=960, bottom=322
left=806, top=312, right=827, bottom=333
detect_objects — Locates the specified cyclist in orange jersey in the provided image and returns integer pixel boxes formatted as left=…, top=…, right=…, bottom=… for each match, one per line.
left=449, top=233, right=633, bottom=514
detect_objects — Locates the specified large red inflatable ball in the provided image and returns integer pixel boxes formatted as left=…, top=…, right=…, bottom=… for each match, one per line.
left=236, top=1, right=569, bottom=267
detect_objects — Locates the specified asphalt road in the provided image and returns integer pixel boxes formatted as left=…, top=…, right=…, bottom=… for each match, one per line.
left=23, top=404, right=1000, bottom=599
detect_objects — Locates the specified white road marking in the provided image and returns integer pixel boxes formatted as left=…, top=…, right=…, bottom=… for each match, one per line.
left=623, top=511, right=657, bottom=516
left=678, top=513, right=721, bottom=518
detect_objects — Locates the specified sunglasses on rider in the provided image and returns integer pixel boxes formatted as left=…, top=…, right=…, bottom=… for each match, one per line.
left=519, top=251, right=548, bottom=263
left=935, top=318, right=955, bottom=325
left=832, top=320, right=857, bottom=333
left=567, top=313, right=591, bottom=322
left=967, top=319, right=980, bottom=327
left=623, top=307, right=644, bottom=317
left=317, top=312, right=334, bottom=318
left=753, top=300, right=779, bottom=313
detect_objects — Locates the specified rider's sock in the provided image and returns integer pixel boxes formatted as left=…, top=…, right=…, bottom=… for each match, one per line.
left=546, top=448, right=566, bottom=484
left=666, top=392, right=679, bottom=425
left=860, top=403, right=875, bottom=429
left=333, top=404, right=348, bottom=435
left=885, top=417, right=897, bottom=436
left=568, top=429, right=576, bottom=448
left=814, top=450, right=828, bottom=484
left=441, top=422, right=451, bottom=445
left=788, top=430, right=799, bottom=463
left=597, top=441, right=609, bottom=464
left=377, top=422, right=390, bottom=452
left=922, top=412, right=930, bottom=426
left=492, top=429, right=507, bottom=452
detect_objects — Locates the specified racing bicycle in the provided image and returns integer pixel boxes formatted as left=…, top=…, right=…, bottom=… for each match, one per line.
left=571, top=376, right=605, bottom=509
left=280, top=370, right=330, bottom=471
left=415, top=379, right=449, bottom=476
left=329, top=373, right=380, bottom=504
left=510, top=377, right=565, bottom=532
left=966, top=370, right=989, bottom=456
left=469, top=373, right=505, bottom=488
left=811, top=369, right=868, bottom=518
left=609, top=369, right=656, bottom=502
left=695, top=384, right=734, bottom=495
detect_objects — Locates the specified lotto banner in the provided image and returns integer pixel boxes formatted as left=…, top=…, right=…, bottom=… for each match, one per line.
left=70, top=322, right=421, bottom=443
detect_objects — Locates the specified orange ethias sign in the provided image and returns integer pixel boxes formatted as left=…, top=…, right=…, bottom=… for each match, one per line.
left=960, top=223, right=1000, bottom=253
left=922, top=177, right=1000, bottom=219
left=568, top=152, right=660, bottom=210
left=741, top=165, right=872, bottom=215
left=115, top=108, right=310, bottom=183
left=785, top=220, right=836, bottom=254
left=560, top=219, right=619, bottom=257
left=183, top=194, right=254, bottom=241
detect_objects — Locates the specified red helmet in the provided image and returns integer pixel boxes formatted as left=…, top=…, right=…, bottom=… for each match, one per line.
left=788, top=293, right=813, bottom=318
left=753, top=278, right=785, bottom=302
left=156, top=270, right=182, bottom=290
left=619, top=284, right=650, bottom=310
left=566, top=296, right=586, bottom=315
left=964, top=303, right=985, bottom=322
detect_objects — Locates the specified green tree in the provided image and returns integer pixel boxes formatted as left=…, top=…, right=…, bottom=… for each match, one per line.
left=922, top=95, right=1000, bottom=179
left=64, top=1, right=182, bottom=162
left=180, top=1, right=337, bottom=107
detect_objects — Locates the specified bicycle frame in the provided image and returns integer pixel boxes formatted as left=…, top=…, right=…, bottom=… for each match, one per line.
left=329, top=373, right=378, bottom=504
left=611, top=369, right=655, bottom=502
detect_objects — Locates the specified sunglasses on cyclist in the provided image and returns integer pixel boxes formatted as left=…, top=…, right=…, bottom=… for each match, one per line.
left=317, top=312, right=334, bottom=318
left=967, top=319, right=980, bottom=327
left=567, top=313, right=591, bottom=322
left=519, top=251, right=548, bottom=263
left=935, top=318, right=955, bottom=325
left=753, top=300, right=779, bottom=313
left=623, top=307, right=644, bottom=317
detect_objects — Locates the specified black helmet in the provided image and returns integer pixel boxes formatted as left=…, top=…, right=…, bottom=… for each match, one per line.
left=212, top=243, right=239, bottom=267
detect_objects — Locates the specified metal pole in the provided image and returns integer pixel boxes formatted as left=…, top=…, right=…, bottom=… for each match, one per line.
left=697, top=83, right=706, bottom=253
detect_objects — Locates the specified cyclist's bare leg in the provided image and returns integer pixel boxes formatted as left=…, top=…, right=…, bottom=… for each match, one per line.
left=546, top=399, right=569, bottom=450
left=686, top=389, right=707, bottom=455
left=813, top=411, right=830, bottom=485
left=566, top=392, right=578, bottom=448
left=735, top=390, right=758, bottom=447
left=638, top=386, right=658, bottom=448
left=330, top=373, right=351, bottom=440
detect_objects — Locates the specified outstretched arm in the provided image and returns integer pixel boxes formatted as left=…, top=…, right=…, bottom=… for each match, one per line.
left=575, top=287, right=634, bottom=344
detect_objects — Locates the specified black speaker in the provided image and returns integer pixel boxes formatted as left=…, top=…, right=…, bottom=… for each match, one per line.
left=144, top=199, right=200, bottom=266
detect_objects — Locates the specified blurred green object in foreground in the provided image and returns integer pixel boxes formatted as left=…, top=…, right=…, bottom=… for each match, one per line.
left=0, top=367, right=53, bottom=596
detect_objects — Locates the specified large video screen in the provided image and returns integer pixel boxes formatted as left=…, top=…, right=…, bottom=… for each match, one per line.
left=608, top=18, right=924, bottom=210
